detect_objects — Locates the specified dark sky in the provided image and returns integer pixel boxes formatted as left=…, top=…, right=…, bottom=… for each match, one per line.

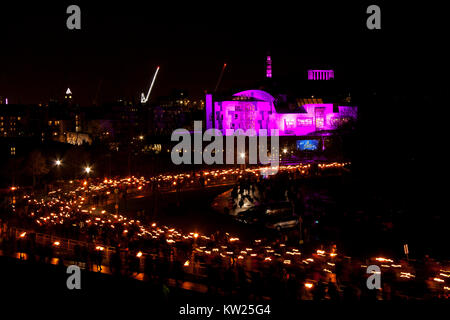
left=0, top=1, right=445, bottom=105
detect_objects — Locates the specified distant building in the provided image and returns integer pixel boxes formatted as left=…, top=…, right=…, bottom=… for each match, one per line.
left=156, top=89, right=204, bottom=110
left=66, top=131, right=92, bottom=145
left=64, top=88, right=73, bottom=101
left=0, top=105, right=27, bottom=137
left=308, top=69, right=334, bottom=80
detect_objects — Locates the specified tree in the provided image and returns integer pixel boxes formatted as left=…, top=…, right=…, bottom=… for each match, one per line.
left=26, top=150, right=49, bottom=188
left=63, top=147, right=90, bottom=179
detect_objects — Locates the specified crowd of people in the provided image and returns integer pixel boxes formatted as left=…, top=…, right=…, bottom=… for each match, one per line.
left=0, top=164, right=449, bottom=300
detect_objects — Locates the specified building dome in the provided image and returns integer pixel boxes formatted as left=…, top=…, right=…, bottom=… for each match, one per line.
left=232, top=90, right=275, bottom=103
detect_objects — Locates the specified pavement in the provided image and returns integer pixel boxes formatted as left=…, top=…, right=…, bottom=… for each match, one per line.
left=0, top=249, right=209, bottom=294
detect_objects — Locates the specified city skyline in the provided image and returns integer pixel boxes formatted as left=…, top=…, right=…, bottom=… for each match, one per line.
left=0, top=1, right=449, bottom=309
left=0, top=2, right=444, bottom=105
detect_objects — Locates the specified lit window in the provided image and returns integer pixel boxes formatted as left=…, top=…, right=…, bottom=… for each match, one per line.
left=297, top=118, right=313, bottom=126
left=316, top=118, right=324, bottom=128
left=285, top=119, right=296, bottom=129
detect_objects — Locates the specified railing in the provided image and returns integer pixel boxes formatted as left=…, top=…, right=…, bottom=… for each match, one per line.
left=8, top=227, right=209, bottom=278
left=11, top=227, right=116, bottom=263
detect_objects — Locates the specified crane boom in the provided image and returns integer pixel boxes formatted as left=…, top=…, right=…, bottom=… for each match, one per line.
left=141, top=66, right=160, bottom=103
left=214, top=63, right=227, bottom=93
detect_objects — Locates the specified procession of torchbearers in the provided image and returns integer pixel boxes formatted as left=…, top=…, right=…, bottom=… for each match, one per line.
left=1, top=163, right=449, bottom=300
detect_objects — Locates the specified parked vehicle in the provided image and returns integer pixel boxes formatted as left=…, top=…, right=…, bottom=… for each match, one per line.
left=265, top=214, right=299, bottom=231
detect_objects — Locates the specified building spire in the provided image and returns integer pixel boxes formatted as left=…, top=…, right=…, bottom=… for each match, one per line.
left=65, top=88, right=73, bottom=101
left=266, top=55, right=272, bottom=78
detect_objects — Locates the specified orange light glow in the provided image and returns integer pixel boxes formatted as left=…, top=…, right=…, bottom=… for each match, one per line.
left=375, top=257, right=394, bottom=263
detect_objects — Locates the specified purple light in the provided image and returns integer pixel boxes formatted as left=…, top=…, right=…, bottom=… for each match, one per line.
left=205, top=89, right=357, bottom=137
left=206, top=94, right=213, bottom=128
left=266, top=56, right=272, bottom=78
left=308, top=69, right=334, bottom=80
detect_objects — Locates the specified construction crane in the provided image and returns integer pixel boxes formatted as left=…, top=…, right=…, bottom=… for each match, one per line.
left=214, top=63, right=227, bottom=93
left=141, top=66, right=160, bottom=103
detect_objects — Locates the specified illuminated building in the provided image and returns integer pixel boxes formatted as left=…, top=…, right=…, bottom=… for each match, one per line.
left=266, top=55, right=272, bottom=78
left=0, top=105, right=27, bottom=137
left=64, top=88, right=73, bottom=101
left=205, top=63, right=357, bottom=156
left=308, top=69, right=334, bottom=80
left=205, top=89, right=357, bottom=136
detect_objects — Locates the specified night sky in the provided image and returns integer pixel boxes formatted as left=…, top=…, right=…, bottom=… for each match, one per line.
left=0, top=1, right=445, bottom=105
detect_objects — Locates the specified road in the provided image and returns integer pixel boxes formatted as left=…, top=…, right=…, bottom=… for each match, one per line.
left=107, top=185, right=279, bottom=242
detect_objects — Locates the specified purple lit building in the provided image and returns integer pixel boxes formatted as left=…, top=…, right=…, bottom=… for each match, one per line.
left=307, top=69, right=334, bottom=80
left=205, top=89, right=357, bottom=137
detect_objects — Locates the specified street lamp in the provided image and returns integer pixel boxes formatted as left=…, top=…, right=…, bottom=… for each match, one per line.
left=239, top=152, right=246, bottom=171
left=85, top=166, right=91, bottom=174
left=54, top=159, right=63, bottom=181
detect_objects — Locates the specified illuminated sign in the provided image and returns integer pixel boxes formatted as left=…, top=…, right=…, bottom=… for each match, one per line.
left=297, top=140, right=319, bottom=151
